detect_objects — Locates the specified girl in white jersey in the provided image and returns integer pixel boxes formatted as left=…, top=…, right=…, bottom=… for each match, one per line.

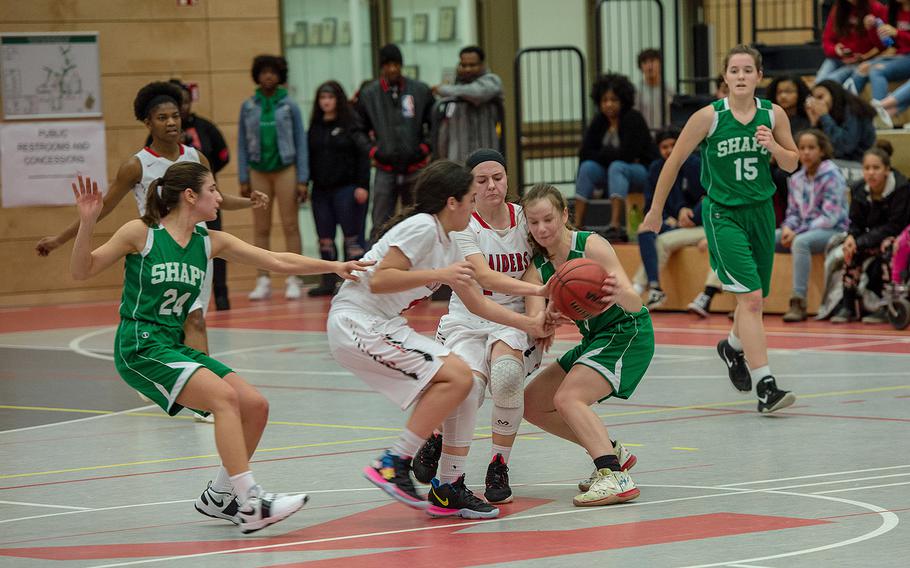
left=410, top=149, right=548, bottom=514
left=69, top=162, right=369, bottom=533
left=36, top=82, right=267, bottom=356
left=328, top=160, right=552, bottom=518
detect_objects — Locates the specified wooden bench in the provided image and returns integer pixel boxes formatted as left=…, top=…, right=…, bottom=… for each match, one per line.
left=612, top=244, right=826, bottom=315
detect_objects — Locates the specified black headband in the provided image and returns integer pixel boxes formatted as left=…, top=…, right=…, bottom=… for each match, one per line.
left=465, top=148, right=506, bottom=171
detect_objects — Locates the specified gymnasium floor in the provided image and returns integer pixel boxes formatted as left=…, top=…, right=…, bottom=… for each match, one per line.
left=1, top=295, right=908, bottom=567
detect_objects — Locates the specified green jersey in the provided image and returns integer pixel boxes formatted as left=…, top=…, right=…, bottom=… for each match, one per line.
left=534, top=231, right=635, bottom=336
left=119, top=224, right=210, bottom=329
left=699, top=97, right=775, bottom=206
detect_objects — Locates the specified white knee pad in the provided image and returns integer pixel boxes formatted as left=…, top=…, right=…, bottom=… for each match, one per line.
left=490, top=356, right=525, bottom=436
left=441, top=375, right=485, bottom=448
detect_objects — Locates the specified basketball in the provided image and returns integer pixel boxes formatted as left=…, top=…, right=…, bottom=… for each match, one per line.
left=549, top=258, right=608, bottom=320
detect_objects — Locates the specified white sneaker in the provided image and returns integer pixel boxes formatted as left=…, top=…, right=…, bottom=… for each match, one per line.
left=578, top=441, right=637, bottom=491
left=871, top=99, right=894, bottom=129
left=193, top=412, right=215, bottom=423
left=248, top=276, right=271, bottom=300
left=687, top=292, right=712, bottom=318
left=236, top=485, right=309, bottom=534
left=573, top=469, right=639, bottom=507
left=194, top=481, right=240, bottom=524
left=645, top=288, right=667, bottom=309
left=285, top=276, right=302, bottom=300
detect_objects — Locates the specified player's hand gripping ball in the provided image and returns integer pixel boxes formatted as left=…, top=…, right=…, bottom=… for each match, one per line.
left=548, top=258, right=609, bottom=320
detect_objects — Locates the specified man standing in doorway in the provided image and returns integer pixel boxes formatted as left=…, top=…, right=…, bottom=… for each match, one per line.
left=357, top=44, right=434, bottom=241
left=433, top=45, right=505, bottom=162
left=636, top=48, right=675, bottom=131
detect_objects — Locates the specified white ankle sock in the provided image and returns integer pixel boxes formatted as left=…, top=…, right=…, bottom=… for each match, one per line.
left=212, top=467, right=233, bottom=494
left=229, top=471, right=256, bottom=504
left=391, top=428, right=425, bottom=459
left=439, top=452, right=467, bottom=484
left=492, top=444, right=512, bottom=463
left=727, top=332, right=743, bottom=352
left=750, top=365, right=771, bottom=382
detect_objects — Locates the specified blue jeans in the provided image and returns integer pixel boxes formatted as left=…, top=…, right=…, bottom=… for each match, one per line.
left=638, top=223, right=675, bottom=285
left=775, top=228, right=839, bottom=298
left=849, top=55, right=910, bottom=99
left=312, top=184, right=368, bottom=261
left=816, top=58, right=857, bottom=84
left=575, top=160, right=648, bottom=200
left=889, top=78, right=910, bottom=113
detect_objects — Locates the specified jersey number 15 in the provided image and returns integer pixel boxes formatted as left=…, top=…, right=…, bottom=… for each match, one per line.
left=734, top=157, right=758, bottom=181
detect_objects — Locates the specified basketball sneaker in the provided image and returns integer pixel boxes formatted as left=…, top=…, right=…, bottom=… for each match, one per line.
left=193, top=412, right=214, bottom=423
left=717, top=339, right=751, bottom=392
left=427, top=475, right=500, bottom=519
left=236, top=485, right=309, bottom=534
left=194, top=481, right=240, bottom=524
left=248, top=275, right=272, bottom=300
left=573, top=469, right=639, bottom=507
left=363, top=450, right=428, bottom=509
left=484, top=453, right=512, bottom=504
left=578, top=440, right=637, bottom=492
left=412, top=432, right=442, bottom=484
left=687, top=292, right=712, bottom=318
left=756, top=376, right=796, bottom=414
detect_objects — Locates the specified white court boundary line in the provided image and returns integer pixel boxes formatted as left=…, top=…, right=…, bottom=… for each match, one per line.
left=0, top=465, right=894, bottom=567
left=0, top=404, right=157, bottom=436
left=0, top=500, right=89, bottom=511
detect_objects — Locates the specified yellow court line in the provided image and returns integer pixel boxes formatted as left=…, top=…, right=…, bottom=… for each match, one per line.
left=596, top=385, right=910, bottom=420
left=672, top=447, right=700, bottom=451
left=0, top=434, right=400, bottom=480
left=0, top=405, right=112, bottom=415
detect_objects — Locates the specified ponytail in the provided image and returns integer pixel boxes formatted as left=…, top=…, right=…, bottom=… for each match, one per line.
left=140, top=162, right=211, bottom=226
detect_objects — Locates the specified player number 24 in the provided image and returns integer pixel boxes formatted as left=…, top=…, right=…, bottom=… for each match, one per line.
left=734, top=157, right=758, bottom=181
left=159, top=289, right=191, bottom=316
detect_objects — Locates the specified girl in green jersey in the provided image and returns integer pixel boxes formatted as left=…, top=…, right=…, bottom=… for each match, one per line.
left=641, top=45, right=799, bottom=414
left=70, top=161, right=370, bottom=534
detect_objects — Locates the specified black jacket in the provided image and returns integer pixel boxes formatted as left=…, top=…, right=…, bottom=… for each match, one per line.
left=848, top=170, right=910, bottom=250
left=357, top=77, right=434, bottom=173
left=578, top=109, right=656, bottom=168
left=308, top=117, right=371, bottom=191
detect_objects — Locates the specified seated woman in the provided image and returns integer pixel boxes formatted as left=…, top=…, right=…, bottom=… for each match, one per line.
left=777, top=129, right=849, bottom=322
left=634, top=127, right=708, bottom=308
left=806, top=80, right=877, bottom=163
left=574, top=73, right=655, bottom=241
left=816, top=0, right=889, bottom=83
left=831, top=146, right=910, bottom=323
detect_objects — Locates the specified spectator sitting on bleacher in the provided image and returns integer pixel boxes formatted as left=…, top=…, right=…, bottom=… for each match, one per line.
left=636, top=48, right=675, bottom=130
left=847, top=0, right=910, bottom=126
left=633, top=127, right=713, bottom=309
left=831, top=145, right=910, bottom=323
left=432, top=45, right=504, bottom=162
left=806, top=80, right=877, bottom=162
left=817, top=0, right=889, bottom=84
left=768, top=75, right=813, bottom=226
left=777, top=129, right=849, bottom=322
left=575, top=73, right=655, bottom=242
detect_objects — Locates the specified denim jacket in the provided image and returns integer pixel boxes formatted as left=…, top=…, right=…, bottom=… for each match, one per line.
left=237, top=91, right=309, bottom=184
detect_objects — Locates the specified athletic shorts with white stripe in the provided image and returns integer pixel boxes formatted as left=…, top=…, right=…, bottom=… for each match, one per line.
left=557, top=307, right=654, bottom=401
left=702, top=197, right=775, bottom=297
left=114, top=319, right=232, bottom=416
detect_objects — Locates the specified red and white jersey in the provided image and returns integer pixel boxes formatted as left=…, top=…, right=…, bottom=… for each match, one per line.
left=331, top=213, right=461, bottom=319
left=447, top=202, right=531, bottom=320
left=132, top=145, right=201, bottom=215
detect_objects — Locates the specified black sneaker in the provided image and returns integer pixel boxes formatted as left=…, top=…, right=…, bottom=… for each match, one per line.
left=756, top=376, right=796, bottom=414
left=717, top=339, right=751, bottom=392
left=427, top=474, right=500, bottom=519
left=363, top=451, right=428, bottom=509
left=412, top=432, right=442, bottom=484
left=214, top=294, right=231, bottom=311
left=484, top=454, right=512, bottom=504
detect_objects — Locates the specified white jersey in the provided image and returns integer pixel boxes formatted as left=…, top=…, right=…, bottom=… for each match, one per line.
left=447, top=202, right=531, bottom=320
left=132, top=145, right=201, bottom=215
left=331, top=213, right=461, bottom=319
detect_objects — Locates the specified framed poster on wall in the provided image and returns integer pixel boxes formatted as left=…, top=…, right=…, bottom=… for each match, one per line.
left=1, top=32, right=102, bottom=120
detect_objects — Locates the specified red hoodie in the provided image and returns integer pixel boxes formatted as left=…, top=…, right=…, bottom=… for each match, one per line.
left=893, top=8, right=910, bottom=54
left=822, top=1, right=889, bottom=59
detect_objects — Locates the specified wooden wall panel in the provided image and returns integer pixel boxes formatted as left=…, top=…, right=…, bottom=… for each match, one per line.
left=0, top=0, right=283, bottom=307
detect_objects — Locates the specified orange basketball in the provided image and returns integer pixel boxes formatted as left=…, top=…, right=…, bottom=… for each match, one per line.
left=549, top=258, right=608, bottom=320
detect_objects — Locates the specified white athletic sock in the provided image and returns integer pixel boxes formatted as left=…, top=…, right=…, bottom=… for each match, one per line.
left=727, top=331, right=743, bottom=352
left=212, top=466, right=233, bottom=494
left=492, top=444, right=512, bottom=464
left=229, top=471, right=256, bottom=504
left=750, top=365, right=771, bottom=382
left=439, top=452, right=467, bottom=485
left=391, top=428, right=425, bottom=459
